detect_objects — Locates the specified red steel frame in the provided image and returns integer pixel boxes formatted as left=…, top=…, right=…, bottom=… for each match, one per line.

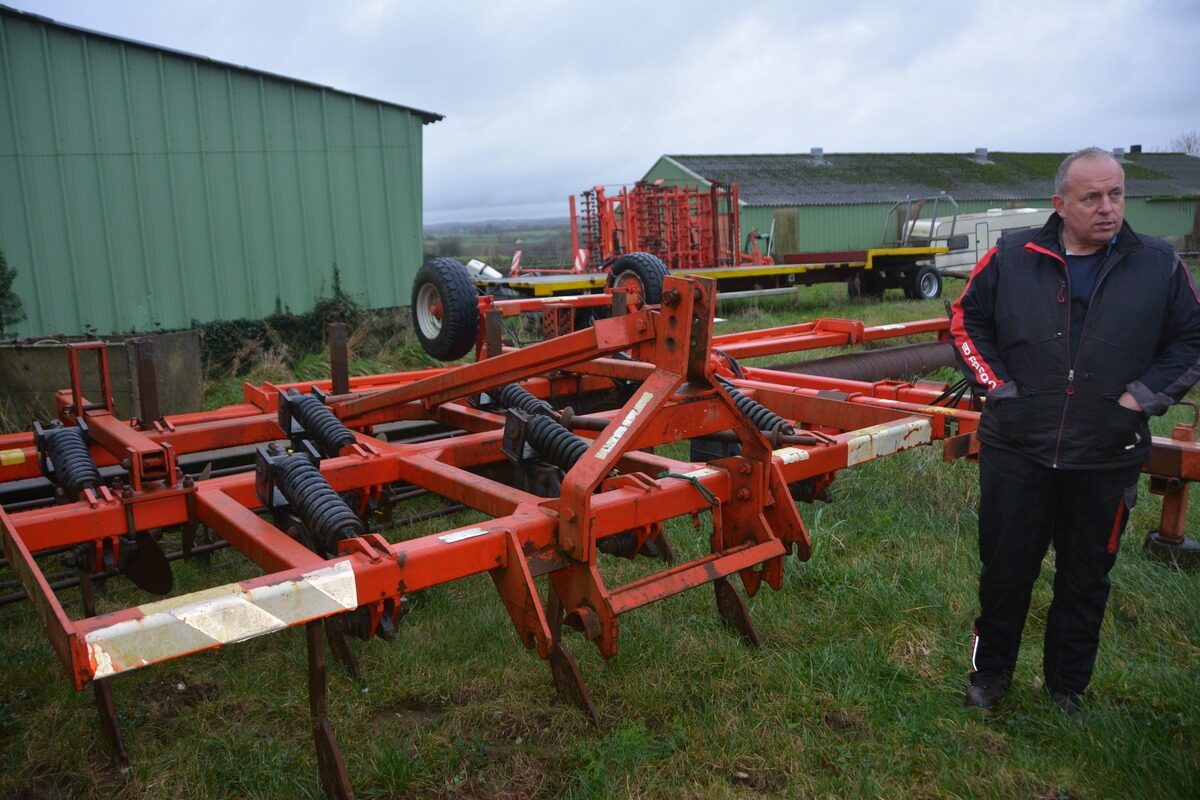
left=3, top=276, right=1199, bottom=797
left=574, top=181, right=754, bottom=272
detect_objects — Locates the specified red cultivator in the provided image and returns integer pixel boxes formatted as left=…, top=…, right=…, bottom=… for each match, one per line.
left=2, top=276, right=1197, bottom=798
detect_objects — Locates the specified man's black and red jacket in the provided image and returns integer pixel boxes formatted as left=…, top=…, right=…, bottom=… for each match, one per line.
left=950, top=213, right=1200, bottom=470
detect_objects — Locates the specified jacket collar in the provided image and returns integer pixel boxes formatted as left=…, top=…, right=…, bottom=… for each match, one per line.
left=1030, top=212, right=1141, bottom=257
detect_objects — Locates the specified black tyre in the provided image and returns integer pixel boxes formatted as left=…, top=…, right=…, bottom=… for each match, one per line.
left=411, top=257, right=479, bottom=361
left=487, top=284, right=522, bottom=301
left=605, top=252, right=667, bottom=308
left=847, top=270, right=885, bottom=300
left=906, top=265, right=942, bottom=300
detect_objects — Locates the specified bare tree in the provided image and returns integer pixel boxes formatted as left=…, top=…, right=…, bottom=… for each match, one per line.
left=1171, top=131, right=1200, bottom=155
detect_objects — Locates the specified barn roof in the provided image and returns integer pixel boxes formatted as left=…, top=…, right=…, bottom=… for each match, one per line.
left=0, top=4, right=443, bottom=123
left=657, top=151, right=1200, bottom=206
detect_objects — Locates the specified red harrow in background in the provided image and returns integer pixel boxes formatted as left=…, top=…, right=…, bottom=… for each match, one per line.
left=1, top=276, right=1197, bottom=799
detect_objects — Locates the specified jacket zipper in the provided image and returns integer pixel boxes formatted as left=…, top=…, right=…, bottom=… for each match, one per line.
left=1051, top=272, right=1072, bottom=468
left=1049, top=244, right=1123, bottom=467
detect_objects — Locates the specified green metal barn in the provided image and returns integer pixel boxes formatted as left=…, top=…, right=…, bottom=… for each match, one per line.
left=0, top=5, right=441, bottom=338
left=644, top=149, right=1200, bottom=258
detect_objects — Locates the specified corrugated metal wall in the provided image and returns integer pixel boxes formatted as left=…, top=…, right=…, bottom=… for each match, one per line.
left=753, top=198, right=1196, bottom=254
left=1126, top=198, right=1198, bottom=239
left=0, top=9, right=431, bottom=338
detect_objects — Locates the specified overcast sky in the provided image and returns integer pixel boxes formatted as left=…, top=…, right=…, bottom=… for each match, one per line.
left=14, top=0, right=1200, bottom=222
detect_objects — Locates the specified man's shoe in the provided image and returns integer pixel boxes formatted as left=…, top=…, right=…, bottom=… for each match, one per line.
left=964, top=674, right=1010, bottom=711
left=1050, top=690, right=1085, bottom=724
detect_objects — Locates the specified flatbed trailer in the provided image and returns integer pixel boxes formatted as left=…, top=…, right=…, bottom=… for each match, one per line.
left=460, top=183, right=952, bottom=304
left=474, top=245, right=948, bottom=301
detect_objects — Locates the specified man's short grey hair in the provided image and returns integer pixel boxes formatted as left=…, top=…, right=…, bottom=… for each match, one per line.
left=1055, top=147, right=1123, bottom=196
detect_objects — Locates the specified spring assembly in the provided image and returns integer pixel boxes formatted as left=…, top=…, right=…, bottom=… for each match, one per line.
left=718, top=378, right=795, bottom=436
left=289, top=392, right=356, bottom=456
left=273, top=453, right=364, bottom=557
left=44, top=427, right=102, bottom=501
left=525, top=414, right=589, bottom=472
left=495, top=383, right=555, bottom=417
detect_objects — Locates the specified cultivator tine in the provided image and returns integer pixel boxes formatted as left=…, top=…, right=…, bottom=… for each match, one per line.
left=546, top=590, right=601, bottom=728
left=713, top=576, right=762, bottom=647
left=550, top=642, right=601, bottom=728
left=323, top=615, right=360, bottom=679
left=78, top=565, right=130, bottom=773
left=91, top=677, right=130, bottom=774
left=307, top=620, right=354, bottom=800
left=650, top=528, right=674, bottom=563
left=119, top=529, right=173, bottom=595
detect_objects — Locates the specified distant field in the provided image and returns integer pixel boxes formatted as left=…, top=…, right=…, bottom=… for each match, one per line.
left=1, top=285, right=1197, bottom=799
left=424, top=219, right=572, bottom=270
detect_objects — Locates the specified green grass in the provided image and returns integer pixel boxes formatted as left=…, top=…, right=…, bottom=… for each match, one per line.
left=2, top=282, right=1198, bottom=799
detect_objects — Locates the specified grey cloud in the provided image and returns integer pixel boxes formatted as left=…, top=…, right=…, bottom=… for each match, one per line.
left=16, top=0, right=1200, bottom=221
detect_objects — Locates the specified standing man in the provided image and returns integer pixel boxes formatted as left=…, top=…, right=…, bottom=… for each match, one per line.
left=950, top=147, right=1200, bottom=716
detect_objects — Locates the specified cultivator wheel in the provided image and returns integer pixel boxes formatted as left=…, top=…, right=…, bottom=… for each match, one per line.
left=411, top=257, right=479, bottom=360
left=605, top=251, right=667, bottom=309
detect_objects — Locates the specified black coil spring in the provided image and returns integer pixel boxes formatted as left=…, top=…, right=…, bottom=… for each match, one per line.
left=495, top=383, right=555, bottom=417
left=526, top=414, right=589, bottom=471
left=273, top=454, right=364, bottom=555
left=718, top=378, right=795, bottom=435
left=290, top=393, right=356, bottom=456
left=45, top=427, right=101, bottom=501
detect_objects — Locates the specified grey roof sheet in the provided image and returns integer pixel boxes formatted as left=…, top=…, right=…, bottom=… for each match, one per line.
left=664, top=152, right=1200, bottom=206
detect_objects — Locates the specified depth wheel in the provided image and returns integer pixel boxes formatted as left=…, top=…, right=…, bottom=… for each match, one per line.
left=605, top=252, right=667, bottom=309
left=411, top=257, right=479, bottom=361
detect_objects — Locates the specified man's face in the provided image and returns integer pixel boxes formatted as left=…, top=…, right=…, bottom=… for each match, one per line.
left=1052, top=156, right=1125, bottom=253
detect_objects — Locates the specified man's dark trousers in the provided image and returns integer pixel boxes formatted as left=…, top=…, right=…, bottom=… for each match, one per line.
left=972, top=445, right=1142, bottom=695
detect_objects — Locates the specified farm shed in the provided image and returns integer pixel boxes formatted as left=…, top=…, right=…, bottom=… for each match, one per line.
left=644, top=149, right=1200, bottom=257
left=0, top=5, right=441, bottom=339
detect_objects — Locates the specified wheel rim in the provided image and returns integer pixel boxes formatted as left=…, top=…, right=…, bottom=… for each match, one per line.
left=415, top=283, right=444, bottom=338
left=918, top=271, right=938, bottom=298
left=613, top=271, right=645, bottom=307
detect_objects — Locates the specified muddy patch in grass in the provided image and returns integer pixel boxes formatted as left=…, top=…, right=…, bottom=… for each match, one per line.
left=432, top=750, right=556, bottom=800
left=138, top=674, right=217, bottom=719
left=730, top=763, right=788, bottom=793
left=822, top=709, right=867, bottom=739
left=372, top=695, right=448, bottom=727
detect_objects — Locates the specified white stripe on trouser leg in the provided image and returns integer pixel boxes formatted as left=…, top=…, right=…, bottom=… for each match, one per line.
left=86, top=561, right=358, bottom=679
left=970, top=631, right=980, bottom=673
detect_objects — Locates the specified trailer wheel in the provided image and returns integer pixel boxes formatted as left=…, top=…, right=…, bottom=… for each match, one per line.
left=411, top=257, right=479, bottom=361
left=905, top=265, right=943, bottom=300
left=606, top=252, right=667, bottom=309
left=847, top=270, right=885, bottom=300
